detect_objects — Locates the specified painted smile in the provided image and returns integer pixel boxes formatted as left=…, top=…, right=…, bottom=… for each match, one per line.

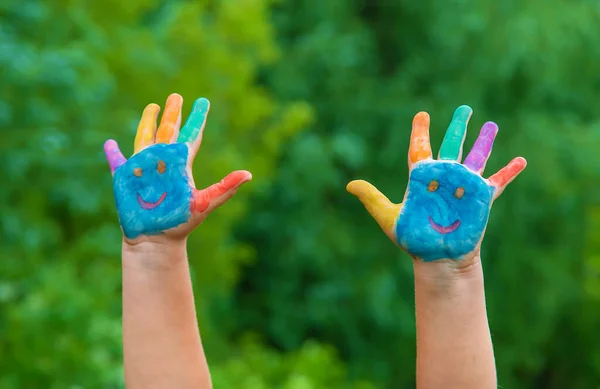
left=428, top=216, right=461, bottom=234
left=137, top=192, right=167, bottom=210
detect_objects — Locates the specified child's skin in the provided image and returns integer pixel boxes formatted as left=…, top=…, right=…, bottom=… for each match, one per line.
left=347, top=106, right=526, bottom=389
left=105, top=97, right=525, bottom=389
left=121, top=241, right=212, bottom=388
left=105, top=93, right=251, bottom=388
left=411, top=254, right=496, bottom=388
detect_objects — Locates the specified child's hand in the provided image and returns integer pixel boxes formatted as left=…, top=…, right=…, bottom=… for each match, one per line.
left=347, top=105, right=526, bottom=264
left=104, top=93, right=252, bottom=244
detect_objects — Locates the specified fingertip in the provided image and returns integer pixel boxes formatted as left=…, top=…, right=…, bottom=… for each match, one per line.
left=225, top=170, right=253, bottom=190
left=167, top=93, right=183, bottom=103
left=346, top=180, right=367, bottom=195
left=144, top=103, right=161, bottom=115
left=104, top=139, right=118, bottom=152
left=482, top=121, right=499, bottom=133
left=346, top=180, right=358, bottom=193
left=235, top=170, right=253, bottom=185
left=515, top=156, right=527, bottom=168
left=454, top=105, right=473, bottom=122
left=511, top=157, right=527, bottom=177
left=413, top=111, right=430, bottom=124
left=193, top=97, right=211, bottom=112
left=412, top=112, right=430, bottom=130
left=456, top=104, right=473, bottom=113
left=507, top=156, right=527, bottom=176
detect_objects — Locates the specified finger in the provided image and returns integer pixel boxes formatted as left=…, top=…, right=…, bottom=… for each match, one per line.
left=133, top=103, right=160, bottom=153
left=488, top=157, right=527, bottom=199
left=155, top=93, right=183, bottom=144
left=463, top=121, right=499, bottom=174
left=104, top=139, right=127, bottom=174
left=178, top=98, right=210, bottom=157
left=191, top=170, right=252, bottom=214
left=438, top=105, right=472, bottom=161
left=408, top=112, right=432, bottom=168
left=346, top=180, right=402, bottom=240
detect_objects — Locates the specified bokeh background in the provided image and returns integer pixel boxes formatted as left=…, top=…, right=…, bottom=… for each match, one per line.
left=2, top=0, right=600, bottom=388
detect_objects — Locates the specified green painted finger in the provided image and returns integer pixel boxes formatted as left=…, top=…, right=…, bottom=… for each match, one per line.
left=438, top=105, right=472, bottom=161
left=177, top=97, right=210, bottom=144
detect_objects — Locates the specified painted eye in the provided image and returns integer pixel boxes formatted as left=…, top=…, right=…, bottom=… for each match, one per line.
left=454, top=187, right=465, bottom=199
left=157, top=160, right=166, bottom=174
left=427, top=180, right=439, bottom=192
left=133, top=168, right=143, bottom=177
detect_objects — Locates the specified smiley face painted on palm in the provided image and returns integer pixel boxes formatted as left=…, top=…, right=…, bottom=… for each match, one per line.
left=112, top=143, right=192, bottom=239
left=395, top=161, right=494, bottom=261
left=346, top=105, right=527, bottom=263
left=105, top=95, right=254, bottom=242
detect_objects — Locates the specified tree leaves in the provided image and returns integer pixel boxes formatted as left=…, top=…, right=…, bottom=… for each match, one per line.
left=233, top=1, right=600, bottom=388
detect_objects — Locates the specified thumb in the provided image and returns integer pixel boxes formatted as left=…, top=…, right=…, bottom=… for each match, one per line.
left=346, top=180, right=402, bottom=239
left=192, top=170, right=252, bottom=214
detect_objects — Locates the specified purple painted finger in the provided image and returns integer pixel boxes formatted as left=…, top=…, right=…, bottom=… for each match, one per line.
left=104, top=139, right=127, bottom=173
left=463, top=122, right=498, bottom=174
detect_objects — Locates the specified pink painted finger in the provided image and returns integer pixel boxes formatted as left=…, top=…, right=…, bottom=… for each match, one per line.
left=463, top=121, right=498, bottom=174
left=104, top=139, right=127, bottom=174
left=488, top=157, right=527, bottom=198
left=191, top=170, right=253, bottom=214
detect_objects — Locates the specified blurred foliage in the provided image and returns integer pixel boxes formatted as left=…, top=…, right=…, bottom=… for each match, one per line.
left=1, top=0, right=600, bottom=388
left=233, top=1, right=600, bottom=389
left=0, top=0, right=315, bottom=387
left=212, top=336, right=374, bottom=389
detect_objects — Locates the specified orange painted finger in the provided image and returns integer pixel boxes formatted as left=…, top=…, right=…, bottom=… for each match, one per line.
left=133, top=103, right=160, bottom=153
left=488, top=157, right=527, bottom=198
left=155, top=93, right=183, bottom=144
left=408, top=112, right=432, bottom=167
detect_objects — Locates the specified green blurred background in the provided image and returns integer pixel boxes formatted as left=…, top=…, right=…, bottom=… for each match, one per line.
left=2, top=0, right=600, bottom=388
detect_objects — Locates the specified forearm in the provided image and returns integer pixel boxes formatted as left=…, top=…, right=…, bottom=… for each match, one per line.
left=122, top=240, right=211, bottom=389
left=414, top=258, right=496, bottom=389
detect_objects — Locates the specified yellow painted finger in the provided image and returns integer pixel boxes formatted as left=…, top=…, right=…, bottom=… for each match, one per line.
left=133, top=103, right=160, bottom=153
left=155, top=93, right=183, bottom=144
left=346, top=180, right=402, bottom=240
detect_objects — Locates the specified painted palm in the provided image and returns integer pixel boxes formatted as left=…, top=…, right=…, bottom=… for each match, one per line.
left=104, top=94, right=252, bottom=241
left=347, top=106, right=526, bottom=261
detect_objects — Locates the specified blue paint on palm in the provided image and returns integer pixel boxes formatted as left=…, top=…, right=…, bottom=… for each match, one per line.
left=112, top=143, right=192, bottom=239
left=395, top=161, right=494, bottom=261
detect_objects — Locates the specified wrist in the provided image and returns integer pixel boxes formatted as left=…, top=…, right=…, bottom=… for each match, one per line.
left=413, top=255, right=485, bottom=297
left=122, top=238, right=188, bottom=271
